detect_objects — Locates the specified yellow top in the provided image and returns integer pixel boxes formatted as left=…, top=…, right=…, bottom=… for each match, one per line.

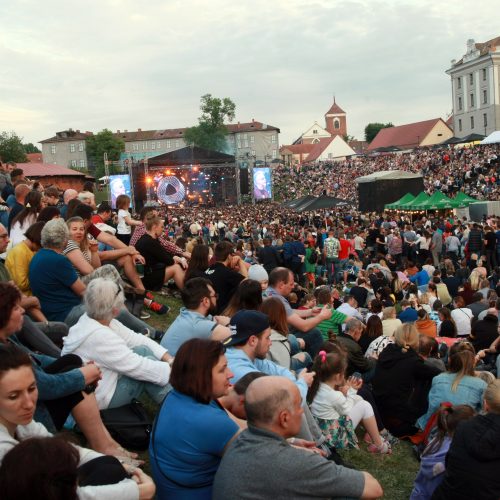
left=5, top=241, right=34, bottom=296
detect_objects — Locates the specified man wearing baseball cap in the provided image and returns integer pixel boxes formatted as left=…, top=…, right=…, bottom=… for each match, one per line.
left=224, top=310, right=314, bottom=401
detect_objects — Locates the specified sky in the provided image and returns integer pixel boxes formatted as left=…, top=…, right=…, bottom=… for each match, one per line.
left=0, top=0, right=496, bottom=147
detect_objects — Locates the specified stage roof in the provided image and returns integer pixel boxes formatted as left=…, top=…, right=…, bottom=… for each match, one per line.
left=144, top=146, right=235, bottom=166
left=355, top=170, right=422, bottom=183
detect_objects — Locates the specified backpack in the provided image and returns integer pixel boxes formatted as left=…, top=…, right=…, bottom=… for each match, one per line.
left=308, top=250, right=318, bottom=264
left=324, top=238, right=339, bottom=259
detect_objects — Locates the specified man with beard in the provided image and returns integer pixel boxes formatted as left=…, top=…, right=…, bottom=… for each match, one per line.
left=161, top=277, right=232, bottom=355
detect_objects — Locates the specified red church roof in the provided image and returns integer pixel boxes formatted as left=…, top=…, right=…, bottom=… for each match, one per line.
left=367, top=118, right=447, bottom=151
left=16, top=162, right=87, bottom=177
left=325, top=99, right=345, bottom=115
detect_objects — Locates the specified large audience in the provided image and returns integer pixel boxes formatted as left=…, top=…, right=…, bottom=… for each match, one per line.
left=274, top=144, right=500, bottom=203
left=0, top=148, right=500, bottom=500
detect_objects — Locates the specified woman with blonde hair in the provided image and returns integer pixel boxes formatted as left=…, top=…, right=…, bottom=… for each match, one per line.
left=372, top=323, right=441, bottom=436
left=417, top=341, right=487, bottom=429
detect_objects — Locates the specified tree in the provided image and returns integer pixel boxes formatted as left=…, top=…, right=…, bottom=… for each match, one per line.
left=23, top=143, right=41, bottom=154
left=85, top=129, right=125, bottom=178
left=0, top=131, right=28, bottom=163
left=364, top=122, right=394, bottom=143
left=184, top=94, right=236, bottom=152
left=343, top=134, right=356, bottom=143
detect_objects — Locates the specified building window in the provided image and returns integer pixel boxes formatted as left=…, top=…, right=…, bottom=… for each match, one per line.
left=51, top=145, right=56, bottom=154
left=237, top=139, right=241, bottom=149
left=243, top=134, right=249, bottom=148
left=79, top=142, right=84, bottom=152
left=142, top=142, right=147, bottom=150
left=334, top=119, right=340, bottom=129
left=471, top=116, right=474, bottom=129
left=175, top=140, right=180, bottom=148
left=272, top=149, right=277, bottom=158
left=483, top=90, right=487, bottom=104
left=457, top=77, right=462, bottom=89
left=483, top=68, right=487, bottom=81
left=70, top=160, right=77, bottom=167
left=70, top=143, right=76, bottom=153
left=470, top=93, right=474, bottom=107
left=157, top=141, right=161, bottom=149
left=469, top=73, right=473, bottom=85
left=271, top=135, right=276, bottom=143
left=328, top=153, right=333, bottom=159
left=458, top=119, right=462, bottom=132
left=228, top=135, right=234, bottom=143
left=458, top=96, right=462, bottom=110
left=151, top=142, right=156, bottom=150
left=250, top=135, right=254, bottom=145
left=313, top=129, right=318, bottom=134
left=484, top=113, right=488, bottom=127
left=80, top=159, right=85, bottom=168
left=166, top=140, right=171, bottom=148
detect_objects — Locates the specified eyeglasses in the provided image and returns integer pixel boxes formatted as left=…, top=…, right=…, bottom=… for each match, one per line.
left=115, top=284, right=123, bottom=298
left=0, top=234, right=8, bottom=239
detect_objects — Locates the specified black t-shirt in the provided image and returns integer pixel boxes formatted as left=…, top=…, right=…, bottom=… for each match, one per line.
left=485, top=232, right=496, bottom=251
left=349, top=286, right=368, bottom=308
left=205, top=262, right=244, bottom=314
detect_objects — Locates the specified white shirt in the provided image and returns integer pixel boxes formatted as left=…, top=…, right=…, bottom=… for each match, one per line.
left=451, top=307, right=473, bottom=336
left=310, top=382, right=361, bottom=420
left=117, top=209, right=131, bottom=235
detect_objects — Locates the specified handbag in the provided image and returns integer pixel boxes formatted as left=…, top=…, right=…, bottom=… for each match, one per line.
left=100, top=399, right=152, bottom=451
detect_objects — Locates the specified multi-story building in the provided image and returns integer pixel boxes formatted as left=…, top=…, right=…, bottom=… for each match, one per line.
left=40, top=120, right=280, bottom=172
left=40, top=129, right=91, bottom=171
left=446, top=36, right=500, bottom=137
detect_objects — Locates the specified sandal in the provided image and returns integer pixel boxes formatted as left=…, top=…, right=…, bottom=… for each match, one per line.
left=367, top=440, right=392, bottom=454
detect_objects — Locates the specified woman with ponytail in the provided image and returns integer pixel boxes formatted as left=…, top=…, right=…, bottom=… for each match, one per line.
left=308, top=347, right=391, bottom=454
left=372, top=324, right=441, bottom=437
left=416, top=341, right=487, bottom=430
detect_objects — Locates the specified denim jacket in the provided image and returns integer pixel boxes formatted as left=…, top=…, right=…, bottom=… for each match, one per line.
left=417, top=372, right=487, bottom=429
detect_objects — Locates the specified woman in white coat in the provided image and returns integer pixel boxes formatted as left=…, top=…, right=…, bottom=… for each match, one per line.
left=62, top=278, right=173, bottom=409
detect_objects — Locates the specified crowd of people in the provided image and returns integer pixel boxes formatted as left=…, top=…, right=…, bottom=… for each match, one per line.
left=0, top=154, right=500, bottom=499
left=274, top=144, right=500, bottom=203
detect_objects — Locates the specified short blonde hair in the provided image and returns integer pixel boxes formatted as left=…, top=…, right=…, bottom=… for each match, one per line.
left=393, top=323, right=420, bottom=352
left=484, top=379, right=500, bottom=414
left=382, top=306, right=396, bottom=320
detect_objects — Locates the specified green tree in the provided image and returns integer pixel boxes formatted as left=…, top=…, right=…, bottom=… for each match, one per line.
left=343, top=134, right=356, bottom=143
left=0, top=131, right=28, bottom=163
left=184, top=94, right=236, bottom=152
left=85, top=129, right=125, bottom=178
left=364, top=122, right=394, bottom=143
left=23, top=142, right=41, bottom=154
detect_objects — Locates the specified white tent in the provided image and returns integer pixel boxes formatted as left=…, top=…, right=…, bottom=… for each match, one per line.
left=480, top=131, right=500, bottom=144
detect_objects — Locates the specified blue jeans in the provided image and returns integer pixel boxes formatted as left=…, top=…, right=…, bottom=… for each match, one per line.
left=107, top=346, right=170, bottom=408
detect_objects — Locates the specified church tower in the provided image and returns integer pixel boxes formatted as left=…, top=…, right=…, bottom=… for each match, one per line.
left=325, top=98, right=347, bottom=137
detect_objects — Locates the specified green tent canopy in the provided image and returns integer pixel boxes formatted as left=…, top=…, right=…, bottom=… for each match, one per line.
left=398, top=192, right=430, bottom=211
left=422, top=191, right=458, bottom=210
left=453, top=192, right=477, bottom=208
left=384, top=193, right=415, bottom=210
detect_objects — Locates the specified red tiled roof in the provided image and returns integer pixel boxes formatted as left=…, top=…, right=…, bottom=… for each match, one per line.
left=325, top=100, right=345, bottom=115
left=367, top=118, right=448, bottom=151
left=15, top=162, right=87, bottom=177
left=305, top=137, right=334, bottom=162
left=280, top=143, right=315, bottom=154
left=40, top=130, right=92, bottom=144
left=453, top=35, right=500, bottom=66
left=226, top=121, right=280, bottom=133
left=27, top=153, right=43, bottom=163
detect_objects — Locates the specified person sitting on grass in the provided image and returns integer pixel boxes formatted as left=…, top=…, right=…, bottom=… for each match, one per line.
left=308, top=348, right=391, bottom=454
left=315, top=287, right=350, bottom=341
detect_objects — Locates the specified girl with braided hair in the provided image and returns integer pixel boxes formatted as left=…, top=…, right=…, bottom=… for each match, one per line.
left=307, top=346, right=391, bottom=453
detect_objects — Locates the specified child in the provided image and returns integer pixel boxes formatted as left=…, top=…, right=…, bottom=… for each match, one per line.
left=315, top=288, right=348, bottom=340
left=410, top=404, right=476, bottom=500
left=116, top=194, right=141, bottom=245
left=308, top=349, right=391, bottom=453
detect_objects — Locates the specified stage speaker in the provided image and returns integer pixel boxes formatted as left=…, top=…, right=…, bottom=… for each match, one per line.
left=240, top=168, right=249, bottom=195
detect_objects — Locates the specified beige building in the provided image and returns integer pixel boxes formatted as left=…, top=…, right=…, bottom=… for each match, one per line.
left=446, top=36, right=500, bottom=137
left=40, top=120, right=280, bottom=172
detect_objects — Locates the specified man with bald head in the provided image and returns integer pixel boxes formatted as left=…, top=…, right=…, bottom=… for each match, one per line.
left=60, top=188, right=78, bottom=219
left=213, top=376, right=383, bottom=500
left=7, top=183, right=30, bottom=230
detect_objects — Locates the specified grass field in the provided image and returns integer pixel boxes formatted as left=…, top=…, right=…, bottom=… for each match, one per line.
left=141, top=292, right=419, bottom=499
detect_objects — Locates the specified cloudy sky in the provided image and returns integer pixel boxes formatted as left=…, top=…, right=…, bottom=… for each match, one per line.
left=0, top=0, right=496, bottom=147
